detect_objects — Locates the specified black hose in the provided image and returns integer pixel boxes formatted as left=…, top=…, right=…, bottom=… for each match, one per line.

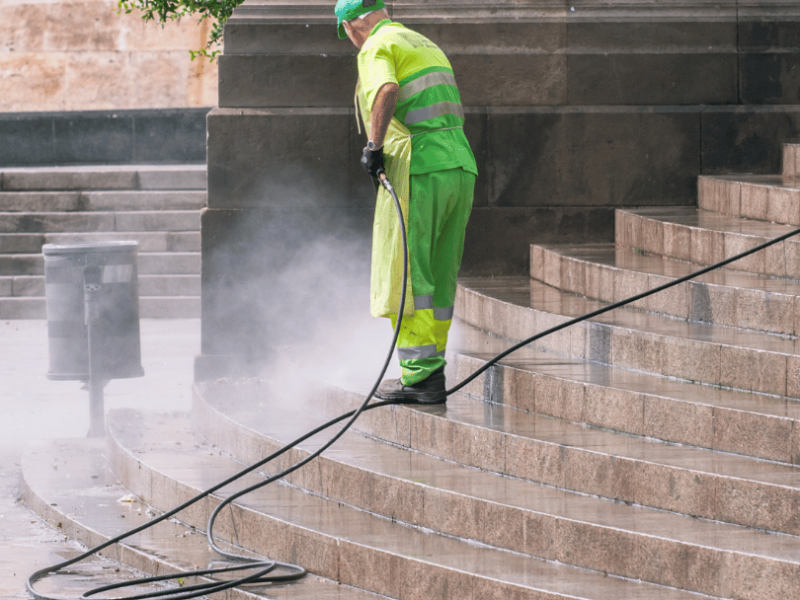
left=27, top=172, right=410, bottom=600
left=27, top=174, right=800, bottom=599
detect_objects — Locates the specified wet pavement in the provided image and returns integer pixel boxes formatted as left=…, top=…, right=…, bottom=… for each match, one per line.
left=0, top=318, right=198, bottom=598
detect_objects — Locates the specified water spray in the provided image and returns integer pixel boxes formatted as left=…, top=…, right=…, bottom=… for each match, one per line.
left=27, top=170, right=800, bottom=599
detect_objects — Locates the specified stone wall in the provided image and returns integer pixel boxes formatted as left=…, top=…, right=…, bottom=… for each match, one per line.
left=0, top=0, right=217, bottom=112
left=198, top=0, right=800, bottom=374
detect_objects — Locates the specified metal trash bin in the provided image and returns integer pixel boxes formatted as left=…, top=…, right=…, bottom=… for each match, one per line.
left=43, top=241, right=144, bottom=381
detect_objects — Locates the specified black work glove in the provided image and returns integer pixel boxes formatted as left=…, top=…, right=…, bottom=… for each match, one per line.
left=361, top=145, right=385, bottom=178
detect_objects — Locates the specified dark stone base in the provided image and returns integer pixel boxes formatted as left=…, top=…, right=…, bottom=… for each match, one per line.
left=0, top=108, right=210, bottom=167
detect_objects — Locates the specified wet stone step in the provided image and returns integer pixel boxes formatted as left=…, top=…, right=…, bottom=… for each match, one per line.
left=531, top=242, right=800, bottom=336
left=0, top=296, right=45, bottom=318
left=456, top=276, right=800, bottom=397
left=615, top=207, right=800, bottom=278
left=0, top=252, right=200, bottom=276
left=105, top=409, right=724, bottom=600
left=0, top=191, right=206, bottom=212
left=0, top=165, right=206, bottom=191
left=698, top=175, right=800, bottom=226
left=194, top=377, right=800, bottom=599
left=0, top=211, right=200, bottom=234
left=21, top=438, right=373, bottom=600
left=446, top=320, right=800, bottom=465
left=0, top=231, right=200, bottom=254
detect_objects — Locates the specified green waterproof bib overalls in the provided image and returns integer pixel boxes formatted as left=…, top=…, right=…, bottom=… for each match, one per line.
left=356, top=20, right=478, bottom=386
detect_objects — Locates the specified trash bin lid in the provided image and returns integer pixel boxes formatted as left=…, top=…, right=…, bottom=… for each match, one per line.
left=43, top=241, right=139, bottom=255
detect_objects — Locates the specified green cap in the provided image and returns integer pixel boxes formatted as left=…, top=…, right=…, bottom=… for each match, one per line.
left=335, top=0, right=386, bottom=40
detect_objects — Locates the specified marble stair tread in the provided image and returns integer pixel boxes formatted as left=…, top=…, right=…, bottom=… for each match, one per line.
left=615, top=207, right=800, bottom=278
left=449, top=319, right=800, bottom=464
left=531, top=242, right=800, bottom=335
left=0, top=165, right=207, bottom=191
left=21, top=439, right=377, bottom=600
left=699, top=175, right=800, bottom=226
left=106, top=410, right=721, bottom=600
left=196, top=380, right=800, bottom=568
left=463, top=276, right=799, bottom=354
left=457, top=276, right=800, bottom=397
left=0, top=211, right=200, bottom=234
left=620, top=206, right=799, bottom=237
left=537, top=242, right=800, bottom=294
left=0, top=231, right=201, bottom=254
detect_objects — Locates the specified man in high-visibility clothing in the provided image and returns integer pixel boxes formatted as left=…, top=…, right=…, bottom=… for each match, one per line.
left=336, top=0, right=478, bottom=404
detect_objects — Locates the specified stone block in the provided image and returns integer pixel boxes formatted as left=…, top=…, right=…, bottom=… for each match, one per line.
left=741, top=53, right=800, bottom=104
left=224, top=23, right=350, bottom=55
left=52, top=115, right=134, bottom=164
left=451, top=53, right=567, bottom=106
left=719, top=346, right=787, bottom=396
left=0, top=53, right=66, bottom=113
left=713, top=408, right=792, bottom=463
left=784, top=144, right=798, bottom=177
left=462, top=206, right=614, bottom=276
left=740, top=183, right=769, bottom=221
left=487, top=109, right=700, bottom=208
left=130, top=52, right=187, bottom=108
left=64, top=52, right=133, bottom=110
left=739, top=19, right=800, bottom=51
left=767, top=186, right=800, bottom=225
left=568, top=53, right=737, bottom=105
left=133, top=110, right=208, bottom=164
left=207, top=108, right=360, bottom=209
left=217, top=55, right=357, bottom=108
left=577, top=18, right=736, bottom=50
left=0, top=117, right=58, bottom=166
left=702, top=106, right=800, bottom=175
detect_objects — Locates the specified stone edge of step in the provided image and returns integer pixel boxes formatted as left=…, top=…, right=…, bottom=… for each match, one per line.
left=197, top=374, right=800, bottom=538
left=19, top=438, right=376, bottom=600
left=192, top=381, right=800, bottom=600
left=455, top=278, right=800, bottom=398
left=107, top=408, right=662, bottom=600
left=448, top=348, right=800, bottom=466
left=530, top=242, right=800, bottom=337
left=698, top=175, right=800, bottom=227
left=614, top=208, right=800, bottom=279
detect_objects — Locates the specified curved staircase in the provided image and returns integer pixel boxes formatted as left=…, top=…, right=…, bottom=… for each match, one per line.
left=20, top=143, right=800, bottom=600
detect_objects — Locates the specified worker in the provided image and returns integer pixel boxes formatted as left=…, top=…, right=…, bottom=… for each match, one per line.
left=336, top=0, right=478, bottom=404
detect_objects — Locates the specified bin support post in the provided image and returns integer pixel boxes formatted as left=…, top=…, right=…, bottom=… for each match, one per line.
left=84, top=265, right=105, bottom=438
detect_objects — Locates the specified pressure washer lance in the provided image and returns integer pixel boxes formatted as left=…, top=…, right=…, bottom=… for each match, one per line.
left=27, top=172, right=800, bottom=600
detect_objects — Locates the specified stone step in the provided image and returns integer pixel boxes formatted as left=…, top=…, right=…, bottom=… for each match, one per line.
left=0, top=252, right=200, bottom=276
left=0, top=165, right=206, bottom=191
left=456, top=276, right=800, bottom=397
left=531, top=243, right=800, bottom=336
left=0, top=211, right=200, bottom=234
left=0, top=191, right=206, bottom=212
left=21, top=438, right=379, bottom=600
left=194, top=378, right=800, bottom=598
left=784, top=143, right=800, bottom=178
left=615, top=207, right=800, bottom=278
left=0, top=274, right=199, bottom=298
left=0, top=296, right=199, bottom=318
left=698, top=175, right=800, bottom=226
left=0, top=231, right=200, bottom=254
left=448, top=320, right=800, bottom=465
left=105, top=409, right=722, bottom=600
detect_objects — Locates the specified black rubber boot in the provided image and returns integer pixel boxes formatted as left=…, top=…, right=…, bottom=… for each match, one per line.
left=374, top=367, right=446, bottom=404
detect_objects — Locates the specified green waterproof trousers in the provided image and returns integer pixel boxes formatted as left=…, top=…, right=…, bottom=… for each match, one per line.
left=389, top=167, right=476, bottom=385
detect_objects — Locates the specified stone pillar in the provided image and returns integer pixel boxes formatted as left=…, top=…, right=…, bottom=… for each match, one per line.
left=198, top=0, right=800, bottom=378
